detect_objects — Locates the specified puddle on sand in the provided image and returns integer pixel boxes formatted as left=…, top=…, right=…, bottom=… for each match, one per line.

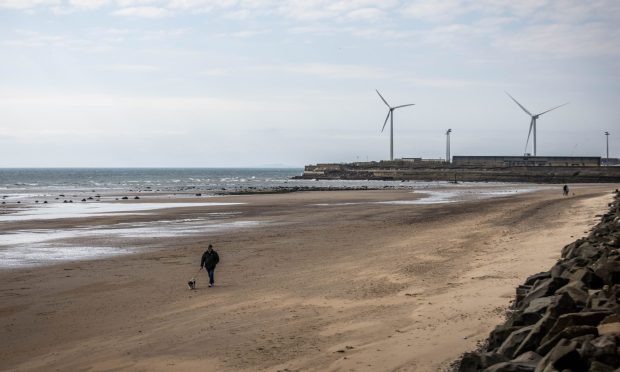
left=0, top=202, right=245, bottom=222
left=0, top=244, right=134, bottom=268
left=310, top=187, right=540, bottom=206
left=0, top=218, right=266, bottom=269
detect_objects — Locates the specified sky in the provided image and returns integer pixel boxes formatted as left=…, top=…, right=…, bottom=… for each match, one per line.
left=0, top=0, right=619, bottom=167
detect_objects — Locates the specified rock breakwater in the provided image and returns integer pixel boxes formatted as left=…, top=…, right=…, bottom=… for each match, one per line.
left=457, top=190, right=620, bottom=371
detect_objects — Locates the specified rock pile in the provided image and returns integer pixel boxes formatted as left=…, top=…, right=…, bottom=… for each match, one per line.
left=458, top=190, right=620, bottom=372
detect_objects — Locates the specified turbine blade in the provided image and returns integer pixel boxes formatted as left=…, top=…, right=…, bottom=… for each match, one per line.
left=524, top=118, right=534, bottom=153
left=393, top=103, right=415, bottom=109
left=376, top=89, right=390, bottom=108
left=381, top=111, right=390, bottom=133
left=537, top=102, right=569, bottom=116
left=506, top=91, right=532, bottom=116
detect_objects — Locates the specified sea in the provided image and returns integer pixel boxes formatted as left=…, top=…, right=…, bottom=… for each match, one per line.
left=0, top=168, right=545, bottom=269
left=0, top=168, right=305, bottom=193
left=0, top=167, right=414, bottom=196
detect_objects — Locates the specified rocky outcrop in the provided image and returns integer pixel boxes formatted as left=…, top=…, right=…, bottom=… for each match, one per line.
left=457, top=190, right=620, bottom=371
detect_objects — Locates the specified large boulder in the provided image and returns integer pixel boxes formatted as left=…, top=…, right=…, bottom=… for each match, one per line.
left=586, top=285, right=620, bottom=312
left=597, top=322, right=620, bottom=336
left=542, top=312, right=611, bottom=345
left=593, top=256, right=620, bottom=285
left=483, top=352, right=542, bottom=372
left=534, top=339, right=587, bottom=372
left=519, top=278, right=569, bottom=309
left=488, top=325, right=524, bottom=351
left=544, top=291, right=579, bottom=318
left=570, top=268, right=604, bottom=289
left=536, top=325, right=598, bottom=356
left=570, top=241, right=604, bottom=261
left=497, top=325, right=536, bottom=358
left=458, top=352, right=509, bottom=372
left=587, top=361, right=615, bottom=371
left=554, top=281, right=588, bottom=310
left=579, top=334, right=620, bottom=368
left=524, top=272, right=551, bottom=286
left=514, top=297, right=554, bottom=326
left=512, top=313, right=557, bottom=358
left=551, top=256, right=592, bottom=280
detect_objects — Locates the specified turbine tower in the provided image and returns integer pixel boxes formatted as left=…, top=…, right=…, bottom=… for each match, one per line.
left=445, top=128, right=452, bottom=163
left=376, top=89, right=415, bottom=161
left=505, top=92, right=568, bottom=156
left=605, top=131, right=610, bottom=165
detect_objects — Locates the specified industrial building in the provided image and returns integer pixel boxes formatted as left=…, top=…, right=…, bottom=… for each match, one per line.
left=452, top=156, right=601, bottom=167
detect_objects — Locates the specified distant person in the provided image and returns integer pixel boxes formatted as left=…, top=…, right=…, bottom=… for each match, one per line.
left=200, top=244, right=220, bottom=287
left=563, top=184, right=569, bottom=196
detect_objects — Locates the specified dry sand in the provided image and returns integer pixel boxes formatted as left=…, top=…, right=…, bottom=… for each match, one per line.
left=1, top=184, right=618, bottom=371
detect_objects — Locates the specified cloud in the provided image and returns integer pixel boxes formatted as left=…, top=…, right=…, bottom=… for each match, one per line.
left=401, top=0, right=466, bottom=21
left=0, top=0, right=58, bottom=9
left=345, top=7, right=384, bottom=21
left=0, top=91, right=281, bottom=112
left=115, top=0, right=162, bottom=6
left=166, top=0, right=237, bottom=13
left=256, top=63, right=390, bottom=79
left=200, top=68, right=229, bottom=77
left=406, top=76, right=500, bottom=88
left=274, top=0, right=397, bottom=21
left=217, top=29, right=270, bottom=38
left=112, top=6, right=170, bottom=18
left=97, top=64, right=160, bottom=72
left=3, top=30, right=92, bottom=48
left=68, top=0, right=109, bottom=9
left=494, top=22, right=620, bottom=58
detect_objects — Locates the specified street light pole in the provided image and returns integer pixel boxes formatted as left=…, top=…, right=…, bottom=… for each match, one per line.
left=605, top=131, right=610, bottom=165
left=446, top=129, right=452, bottom=164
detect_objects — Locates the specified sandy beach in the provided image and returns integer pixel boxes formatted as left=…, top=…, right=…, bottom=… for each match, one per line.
left=1, top=184, right=618, bottom=371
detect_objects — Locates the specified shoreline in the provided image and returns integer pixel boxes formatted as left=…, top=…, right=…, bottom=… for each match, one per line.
left=1, top=185, right=618, bottom=371
left=1, top=183, right=549, bottom=270
left=456, top=190, right=620, bottom=371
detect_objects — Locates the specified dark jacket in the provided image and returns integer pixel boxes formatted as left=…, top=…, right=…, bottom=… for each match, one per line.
left=201, top=250, right=220, bottom=270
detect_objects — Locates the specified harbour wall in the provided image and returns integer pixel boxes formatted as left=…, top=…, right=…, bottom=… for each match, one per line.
left=295, top=162, right=620, bottom=183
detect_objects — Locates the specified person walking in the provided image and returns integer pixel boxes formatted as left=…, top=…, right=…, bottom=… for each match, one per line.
left=563, top=184, right=569, bottom=196
left=200, top=244, right=220, bottom=287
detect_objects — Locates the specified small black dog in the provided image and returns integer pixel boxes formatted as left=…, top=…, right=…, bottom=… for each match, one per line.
left=187, top=278, right=196, bottom=290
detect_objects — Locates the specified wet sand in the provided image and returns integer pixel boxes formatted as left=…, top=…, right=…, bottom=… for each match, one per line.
left=1, top=185, right=618, bottom=371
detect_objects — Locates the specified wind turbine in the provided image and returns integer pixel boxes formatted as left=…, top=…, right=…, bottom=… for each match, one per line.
left=376, top=89, right=415, bottom=161
left=505, top=92, right=568, bottom=156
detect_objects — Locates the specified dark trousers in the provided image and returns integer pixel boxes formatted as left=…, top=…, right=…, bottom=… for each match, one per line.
left=207, top=268, right=215, bottom=285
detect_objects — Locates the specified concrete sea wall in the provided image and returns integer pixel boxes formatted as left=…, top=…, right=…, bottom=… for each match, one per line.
left=295, top=162, right=620, bottom=183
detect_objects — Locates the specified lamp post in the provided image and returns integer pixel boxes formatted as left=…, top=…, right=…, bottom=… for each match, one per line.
left=445, top=129, right=452, bottom=164
left=605, top=131, right=610, bottom=165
